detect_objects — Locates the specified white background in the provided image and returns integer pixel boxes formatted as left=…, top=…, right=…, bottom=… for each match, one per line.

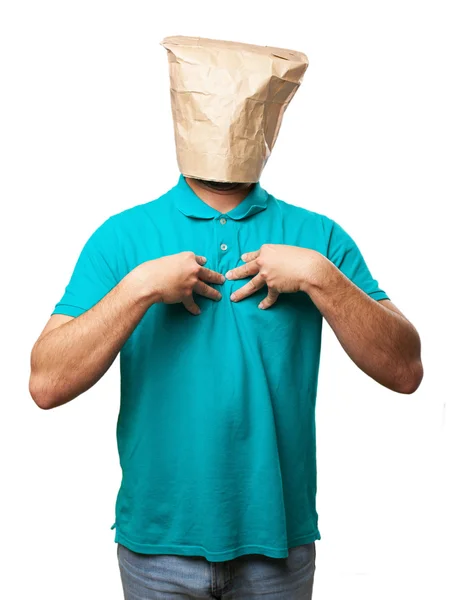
left=1, top=1, right=449, bottom=598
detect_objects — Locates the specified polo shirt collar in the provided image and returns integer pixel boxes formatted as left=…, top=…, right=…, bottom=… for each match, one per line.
left=174, top=175, right=269, bottom=220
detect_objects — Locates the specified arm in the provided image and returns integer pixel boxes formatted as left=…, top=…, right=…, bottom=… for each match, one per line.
left=30, top=252, right=224, bottom=410
left=29, top=269, right=158, bottom=410
left=226, top=219, right=423, bottom=394
left=304, top=256, right=423, bottom=394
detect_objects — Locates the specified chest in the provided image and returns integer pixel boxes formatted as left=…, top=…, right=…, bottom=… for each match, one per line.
left=128, top=211, right=325, bottom=275
left=121, top=212, right=325, bottom=364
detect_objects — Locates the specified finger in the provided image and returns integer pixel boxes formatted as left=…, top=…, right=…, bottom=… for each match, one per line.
left=225, top=260, right=259, bottom=281
left=195, top=255, right=207, bottom=266
left=258, top=288, right=279, bottom=310
left=230, top=274, right=265, bottom=302
left=194, top=281, right=222, bottom=301
left=198, top=266, right=226, bottom=285
left=182, top=295, right=201, bottom=315
left=241, top=250, right=260, bottom=262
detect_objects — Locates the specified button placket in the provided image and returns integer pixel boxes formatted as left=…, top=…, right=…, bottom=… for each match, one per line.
left=218, top=214, right=230, bottom=254
left=215, top=214, right=235, bottom=274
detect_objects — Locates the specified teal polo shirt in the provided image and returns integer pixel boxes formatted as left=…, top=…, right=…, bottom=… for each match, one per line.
left=52, top=175, right=389, bottom=561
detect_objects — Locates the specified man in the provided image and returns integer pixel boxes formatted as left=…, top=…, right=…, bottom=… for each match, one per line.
left=29, top=36, right=423, bottom=599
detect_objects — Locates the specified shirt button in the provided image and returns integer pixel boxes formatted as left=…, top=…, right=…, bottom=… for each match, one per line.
left=220, top=243, right=228, bottom=251
left=220, top=217, right=227, bottom=225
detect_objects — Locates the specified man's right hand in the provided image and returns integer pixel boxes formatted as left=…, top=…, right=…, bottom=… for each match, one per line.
left=133, top=251, right=225, bottom=315
left=29, top=251, right=224, bottom=409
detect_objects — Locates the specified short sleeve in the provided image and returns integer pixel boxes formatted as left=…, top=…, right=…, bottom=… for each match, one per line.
left=51, top=217, right=119, bottom=318
left=326, top=219, right=390, bottom=301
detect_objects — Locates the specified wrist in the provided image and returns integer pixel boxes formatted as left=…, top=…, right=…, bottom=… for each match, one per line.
left=123, top=262, right=162, bottom=307
left=300, top=251, right=332, bottom=295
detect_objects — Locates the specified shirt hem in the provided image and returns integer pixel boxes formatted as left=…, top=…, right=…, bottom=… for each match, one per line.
left=51, top=304, right=86, bottom=318
left=370, top=291, right=390, bottom=301
left=113, top=527, right=321, bottom=562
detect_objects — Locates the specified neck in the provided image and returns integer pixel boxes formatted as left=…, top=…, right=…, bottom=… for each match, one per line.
left=185, top=177, right=254, bottom=213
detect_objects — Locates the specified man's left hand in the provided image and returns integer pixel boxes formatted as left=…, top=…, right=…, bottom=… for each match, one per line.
left=225, top=244, right=326, bottom=309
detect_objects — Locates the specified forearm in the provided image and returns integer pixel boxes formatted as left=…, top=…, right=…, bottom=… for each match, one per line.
left=30, top=267, right=158, bottom=409
left=304, top=256, right=423, bottom=393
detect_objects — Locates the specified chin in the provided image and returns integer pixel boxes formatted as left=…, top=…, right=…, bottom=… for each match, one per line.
left=196, top=179, right=252, bottom=192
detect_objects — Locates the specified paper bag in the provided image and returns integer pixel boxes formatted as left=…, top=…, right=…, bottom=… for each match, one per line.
left=161, top=36, right=309, bottom=183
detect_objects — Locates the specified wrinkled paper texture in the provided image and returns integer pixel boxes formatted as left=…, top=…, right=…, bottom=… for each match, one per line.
left=161, top=36, right=309, bottom=183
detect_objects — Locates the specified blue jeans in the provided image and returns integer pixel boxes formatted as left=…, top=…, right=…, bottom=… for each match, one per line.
left=117, top=542, right=316, bottom=599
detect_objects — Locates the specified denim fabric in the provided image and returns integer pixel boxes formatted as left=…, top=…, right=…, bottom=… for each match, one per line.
left=117, top=542, right=316, bottom=599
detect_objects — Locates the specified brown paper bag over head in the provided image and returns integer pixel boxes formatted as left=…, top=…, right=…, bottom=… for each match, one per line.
left=161, top=36, right=309, bottom=183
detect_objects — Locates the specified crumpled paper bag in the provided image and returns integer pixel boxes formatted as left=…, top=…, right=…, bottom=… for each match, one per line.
left=161, top=35, right=309, bottom=183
